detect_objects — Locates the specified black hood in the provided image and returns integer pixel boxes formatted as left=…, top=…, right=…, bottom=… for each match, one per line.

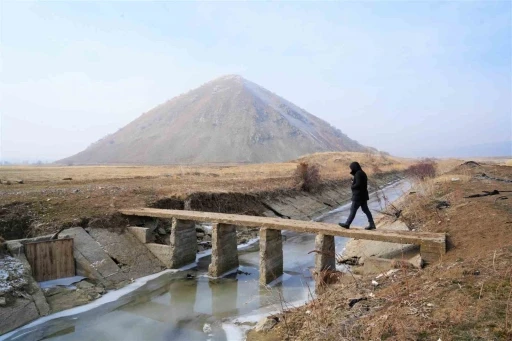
left=349, top=162, right=362, bottom=175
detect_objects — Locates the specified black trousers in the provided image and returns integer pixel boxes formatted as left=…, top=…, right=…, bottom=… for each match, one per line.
left=345, top=200, right=374, bottom=226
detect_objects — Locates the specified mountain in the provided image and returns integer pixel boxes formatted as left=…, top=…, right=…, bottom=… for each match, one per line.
left=58, top=75, right=369, bottom=165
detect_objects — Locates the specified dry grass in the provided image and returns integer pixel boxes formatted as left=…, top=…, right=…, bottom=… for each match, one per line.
left=249, top=162, right=512, bottom=341
left=0, top=152, right=408, bottom=236
left=295, top=152, right=409, bottom=180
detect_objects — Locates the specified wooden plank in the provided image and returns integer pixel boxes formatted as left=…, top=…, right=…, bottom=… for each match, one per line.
left=24, top=239, right=75, bottom=282
left=120, top=208, right=446, bottom=246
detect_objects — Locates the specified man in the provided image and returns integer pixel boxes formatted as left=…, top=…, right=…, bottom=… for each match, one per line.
left=339, top=162, right=376, bottom=230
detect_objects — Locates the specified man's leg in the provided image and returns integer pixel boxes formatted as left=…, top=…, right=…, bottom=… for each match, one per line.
left=360, top=201, right=376, bottom=229
left=339, top=201, right=361, bottom=228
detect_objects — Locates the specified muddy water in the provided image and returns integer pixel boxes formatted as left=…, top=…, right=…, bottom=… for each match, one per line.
left=2, top=180, right=410, bottom=341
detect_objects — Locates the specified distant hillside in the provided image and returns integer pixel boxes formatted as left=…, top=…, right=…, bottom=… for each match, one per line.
left=58, top=75, right=371, bottom=165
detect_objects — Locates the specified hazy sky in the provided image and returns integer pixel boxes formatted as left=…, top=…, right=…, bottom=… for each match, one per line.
left=1, top=1, right=511, bottom=162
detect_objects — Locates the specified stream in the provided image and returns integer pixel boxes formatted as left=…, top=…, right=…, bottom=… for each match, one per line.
left=1, top=180, right=410, bottom=341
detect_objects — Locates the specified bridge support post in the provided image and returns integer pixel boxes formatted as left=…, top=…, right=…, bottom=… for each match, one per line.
left=315, top=234, right=336, bottom=271
left=208, top=223, right=239, bottom=277
left=259, top=228, right=283, bottom=286
left=420, top=239, right=446, bottom=264
left=169, top=218, right=197, bottom=268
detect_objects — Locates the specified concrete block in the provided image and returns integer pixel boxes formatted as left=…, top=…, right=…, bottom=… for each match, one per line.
left=60, top=227, right=120, bottom=280
left=87, top=228, right=165, bottom=279
left=0, top=298, right=39, bottom=335
left=127, top=226, right=154, bottom=244
left=169, top=218, right=197, bottom=268
left=208, top=223, right=239, bottom=277
left=259, top=228, right=283, bottom=285
left=362, top=257, right=393, bottom=274
left=145, top=243, right=172, bottom=268
left=315, top=234, right=336, bottom=271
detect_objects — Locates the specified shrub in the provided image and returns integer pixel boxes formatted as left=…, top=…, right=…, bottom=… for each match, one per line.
left=294, top=162, right=320, bottom=192
left=406, top=160, right=437, bottom=180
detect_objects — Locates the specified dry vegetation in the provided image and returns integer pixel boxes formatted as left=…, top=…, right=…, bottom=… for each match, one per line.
left=248, top=161, right=512, bottom=341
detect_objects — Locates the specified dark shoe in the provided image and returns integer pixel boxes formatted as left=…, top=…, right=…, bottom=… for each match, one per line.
left=339, top=223, right=350, bottom=229
left=365, top=225, right=376, bottom=230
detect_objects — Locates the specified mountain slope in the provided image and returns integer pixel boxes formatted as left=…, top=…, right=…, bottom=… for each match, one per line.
left=59, top=75, right=369, bottom=165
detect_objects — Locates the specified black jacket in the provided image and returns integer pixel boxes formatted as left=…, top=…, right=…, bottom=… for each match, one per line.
left=349, top=162, right=369, bottom=202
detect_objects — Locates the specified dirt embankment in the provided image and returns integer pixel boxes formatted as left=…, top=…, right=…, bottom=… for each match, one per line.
left=248, top=162, right=512, bottom=341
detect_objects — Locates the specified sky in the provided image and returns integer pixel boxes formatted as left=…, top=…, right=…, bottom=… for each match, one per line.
left=1, top=1, right=511, bottom=162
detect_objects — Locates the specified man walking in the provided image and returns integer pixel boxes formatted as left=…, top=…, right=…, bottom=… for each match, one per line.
left=339, top=162, right=376, bottom=230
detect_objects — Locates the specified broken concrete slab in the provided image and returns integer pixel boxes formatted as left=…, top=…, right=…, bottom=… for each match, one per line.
left=87, top=228, right=165, bottom=280
left=0, top=298, right=39, bottom=335
left=59, top=227, right=121, bottom=285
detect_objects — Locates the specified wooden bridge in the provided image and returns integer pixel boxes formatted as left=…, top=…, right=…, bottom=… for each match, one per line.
left=120, top=208, right=446, bottom=285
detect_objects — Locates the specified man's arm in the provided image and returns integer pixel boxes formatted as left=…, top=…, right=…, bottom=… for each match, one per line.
left=351, top=172, right=362, bottom=190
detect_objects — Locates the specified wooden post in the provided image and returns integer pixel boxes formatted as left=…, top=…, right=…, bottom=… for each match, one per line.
left=208, top=223, right=239, bottom=277
left=315, top=234, right=336, bottom=271
left=259, top=228, right=283, bottom=285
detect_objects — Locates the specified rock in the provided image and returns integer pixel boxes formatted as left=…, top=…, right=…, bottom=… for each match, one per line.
left=255, top=316, right=279, bottom=332
left=203, top=234, right=212, bottom=242
left=0, top=296, right=6, bottom=306
left=371, top=280, right=379, bottom=286
left=157, top=228, right=167, bottom=235
left=391, top=259, right=414, bottom=269
left=43, top=286, right=68, bottom=297
left=0, top=298, right=39, bottom=335
left=338, top=256, right=360, bottom=265
left=409, top=255, right=424, bottom=269
left=63, top=178, right=73, bottom=181
left=348, top=297, right=367, bottom=308
left=196, top=232, right=205, bottom=238
left=15, top=180, right=24, bottom=184
left=202, top=323, right=212, bottom=334
left=72, top=189, right=80, bottom=193
left=76, top=280, right=95, bottom=289
left=94, top=286, right=105, bottom=294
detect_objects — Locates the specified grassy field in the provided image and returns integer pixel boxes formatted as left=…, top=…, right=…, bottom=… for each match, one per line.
left=0, top=152, right=407, bottom=184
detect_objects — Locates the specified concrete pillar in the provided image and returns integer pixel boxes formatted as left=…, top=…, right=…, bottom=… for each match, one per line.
left=259, top=228, right=283, bottom=286
left=208, top=223, right=239, bottom=277
left=420, top=240, right=445, bottom=264
left=315, top=234, right=336, bottom=271
left=169, top=218, right=197, bottom=268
